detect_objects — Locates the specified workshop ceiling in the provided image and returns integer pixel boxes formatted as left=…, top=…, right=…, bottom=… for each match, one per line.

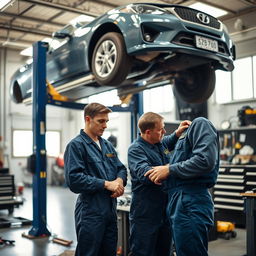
left=0, top=0, right=256, bottom=51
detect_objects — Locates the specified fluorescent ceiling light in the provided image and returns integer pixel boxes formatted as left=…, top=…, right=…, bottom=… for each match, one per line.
left=0, top=0, right=15, bottom=11
left=1, top=40, right=31, bottom=48
left=189, top=3, right=228, bottom=18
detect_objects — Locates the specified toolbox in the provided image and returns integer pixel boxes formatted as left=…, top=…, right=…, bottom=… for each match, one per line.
left=0, top=174, right=23, bottom=214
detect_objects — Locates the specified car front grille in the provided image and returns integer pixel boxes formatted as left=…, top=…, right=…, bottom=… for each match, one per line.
left=172, top=33, right=229, bottom=55
left=173, top=6, right=221, bottom=30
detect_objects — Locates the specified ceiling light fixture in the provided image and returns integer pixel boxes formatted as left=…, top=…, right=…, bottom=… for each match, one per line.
left=0, top=0, right=16, bottom=11
left=188, top=3, right=228, bottom=18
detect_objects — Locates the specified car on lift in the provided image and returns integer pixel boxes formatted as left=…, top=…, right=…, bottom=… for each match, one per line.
left=10, top=3, right=235, bottom=104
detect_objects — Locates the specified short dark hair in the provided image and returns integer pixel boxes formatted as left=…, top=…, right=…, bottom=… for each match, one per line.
left=84, top=102, right=112, bottom=119
left=138, top=112, right=164, bottom=134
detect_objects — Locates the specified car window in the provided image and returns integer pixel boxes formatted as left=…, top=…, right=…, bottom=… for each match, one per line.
left=75, top=21, right=90, bottom=28
left=58, top=24, right=75, bottom=35
left=48, top=37, right=69, bottom=51
left=119, top=6, right=136, bottom=14
left=48, top=24, right=74, bottom=51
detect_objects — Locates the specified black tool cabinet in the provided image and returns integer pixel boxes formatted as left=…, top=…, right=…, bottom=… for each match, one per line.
left=213, top=127, right=256, bottom=227
left=0, top=174, right=16, bottom=214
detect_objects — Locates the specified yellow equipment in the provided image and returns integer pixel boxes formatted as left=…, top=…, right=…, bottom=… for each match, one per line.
left=46, top=80, right=69, bottom=101
left=217, top=221, right=237, bottom=240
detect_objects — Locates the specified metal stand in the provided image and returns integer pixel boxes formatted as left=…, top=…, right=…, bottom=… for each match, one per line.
left=28, top=41, right=51, bottom=237
left=130, top=92, right=144, bottom=141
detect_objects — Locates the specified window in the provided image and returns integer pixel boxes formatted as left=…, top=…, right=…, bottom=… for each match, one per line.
left=253, top=56, right=256, bottom=97
left=232, top=57, right=253, bottom=100
left=216, top=55, right=256, bottom=103
left=13, top=130, right=61, bottom=157
left=215, top=70, right=232, bottom=104
left=88, top=89, right=121, bottom=106
left=13, top=130, right=32, bottom=157
left=143, top=84, right=174, bottom=113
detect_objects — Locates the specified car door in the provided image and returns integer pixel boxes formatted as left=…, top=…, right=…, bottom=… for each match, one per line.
left=47, top=24, right=85, bottom=85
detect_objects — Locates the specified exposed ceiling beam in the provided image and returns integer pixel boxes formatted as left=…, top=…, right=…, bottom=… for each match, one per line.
left=91, top=0, right=117, bottom=8
left=159, top=0, right=191, bottom=4
left=1, top=12, right=65, bottom=28
left=220, top=5, right=256, bottom=21
left=0, top=36, right=34, bottom=45
left=0, top=24, right=52, bottom=37
left=195, top=0, right=236, bottom=14
left=240, top=0, right=256, bottom=7
left=0, top=41, right=32, bottom=49
left=21, top=0, right=98, bottom=17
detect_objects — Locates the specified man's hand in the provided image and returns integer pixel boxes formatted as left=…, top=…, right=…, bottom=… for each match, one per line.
left=175, top=120, right=191, bottom=137
left=144, top=165, right=170, bottom=185
left=105, top=178, right=124, bottom=198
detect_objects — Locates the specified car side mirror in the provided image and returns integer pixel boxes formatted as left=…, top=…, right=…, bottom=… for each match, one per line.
left=52, top=31, right=72, bottom=39
left=231, top=45, right=236, bottom=60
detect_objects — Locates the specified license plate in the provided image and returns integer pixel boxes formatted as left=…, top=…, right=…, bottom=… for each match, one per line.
left=195, top=35, right=218, bottom=52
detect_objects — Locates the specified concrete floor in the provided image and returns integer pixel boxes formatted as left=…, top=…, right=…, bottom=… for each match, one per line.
left=0, top=186, right=247, bottom=256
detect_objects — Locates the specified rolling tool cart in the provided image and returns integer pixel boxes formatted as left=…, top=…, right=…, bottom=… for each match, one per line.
left=0, top=174, right=19, bottom=214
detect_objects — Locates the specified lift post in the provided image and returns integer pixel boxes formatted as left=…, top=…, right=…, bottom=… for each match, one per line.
left=130, top=92, right=144, bottom=141
left=28, top=41, right=51, bottom=237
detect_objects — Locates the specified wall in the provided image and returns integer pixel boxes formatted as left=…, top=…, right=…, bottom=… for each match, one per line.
left=207, top=11, right=256, bottom=129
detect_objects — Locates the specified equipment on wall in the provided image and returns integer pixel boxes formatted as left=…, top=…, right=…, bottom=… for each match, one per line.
left=238, top=105, right=256, bottom=126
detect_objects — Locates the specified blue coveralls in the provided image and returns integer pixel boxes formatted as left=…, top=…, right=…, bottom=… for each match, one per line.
left=128, top=133, right=178, bottom=256
left=64, top=130, right=127, bottom=256
left=165, top=117, right=219, bottom=256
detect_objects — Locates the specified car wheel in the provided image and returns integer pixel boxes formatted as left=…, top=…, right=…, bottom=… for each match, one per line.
left=12, top=81, right=23, bottom=103
left=224, top=232, right=231, bottom=240
left=231, top=231, right=237, bottom=238
left=173, top=64, right=215, bottom=104
left=92, top=32, right=131, bottom=86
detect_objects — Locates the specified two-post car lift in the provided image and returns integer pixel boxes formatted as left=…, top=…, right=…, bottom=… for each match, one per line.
left=27, top=41, right=143, bottom=237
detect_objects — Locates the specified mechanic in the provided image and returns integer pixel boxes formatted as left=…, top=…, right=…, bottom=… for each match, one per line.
left=145, top=117, right=219, bottom=256
left=64, top=102, right=127, bottom=256
left=128, top=112, right=190, bottom=256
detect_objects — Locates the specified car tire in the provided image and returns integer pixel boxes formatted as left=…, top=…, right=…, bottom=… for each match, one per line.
left=231, top=231, right=237, bottom=238
left=12, top=81, right=23, bottom=103
left=173, top=64, right=216, bottom=103
left=92, top=32, right=131, bottom=86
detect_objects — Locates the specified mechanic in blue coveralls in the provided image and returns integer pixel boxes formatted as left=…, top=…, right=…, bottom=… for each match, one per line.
left=145, top=117, right=219, bottom=256
left=128, top=112, right=191, bottom=256
left=64, top=102, right=127, bottom=256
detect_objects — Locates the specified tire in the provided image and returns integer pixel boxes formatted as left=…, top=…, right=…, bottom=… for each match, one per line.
left=231, top=231, right=237, bottom=238
left=224, top=232, right=231, bottom=240
left=12, top=81, right=23, bottom=103
left=92, top=32, right=131, bottom=86
left=8, top=207, right=14, bottom=214
left=173, top=64, right=216, bottom=104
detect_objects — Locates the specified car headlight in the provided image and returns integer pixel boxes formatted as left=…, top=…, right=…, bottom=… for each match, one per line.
left=131, top=4, right=169, bottom=15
